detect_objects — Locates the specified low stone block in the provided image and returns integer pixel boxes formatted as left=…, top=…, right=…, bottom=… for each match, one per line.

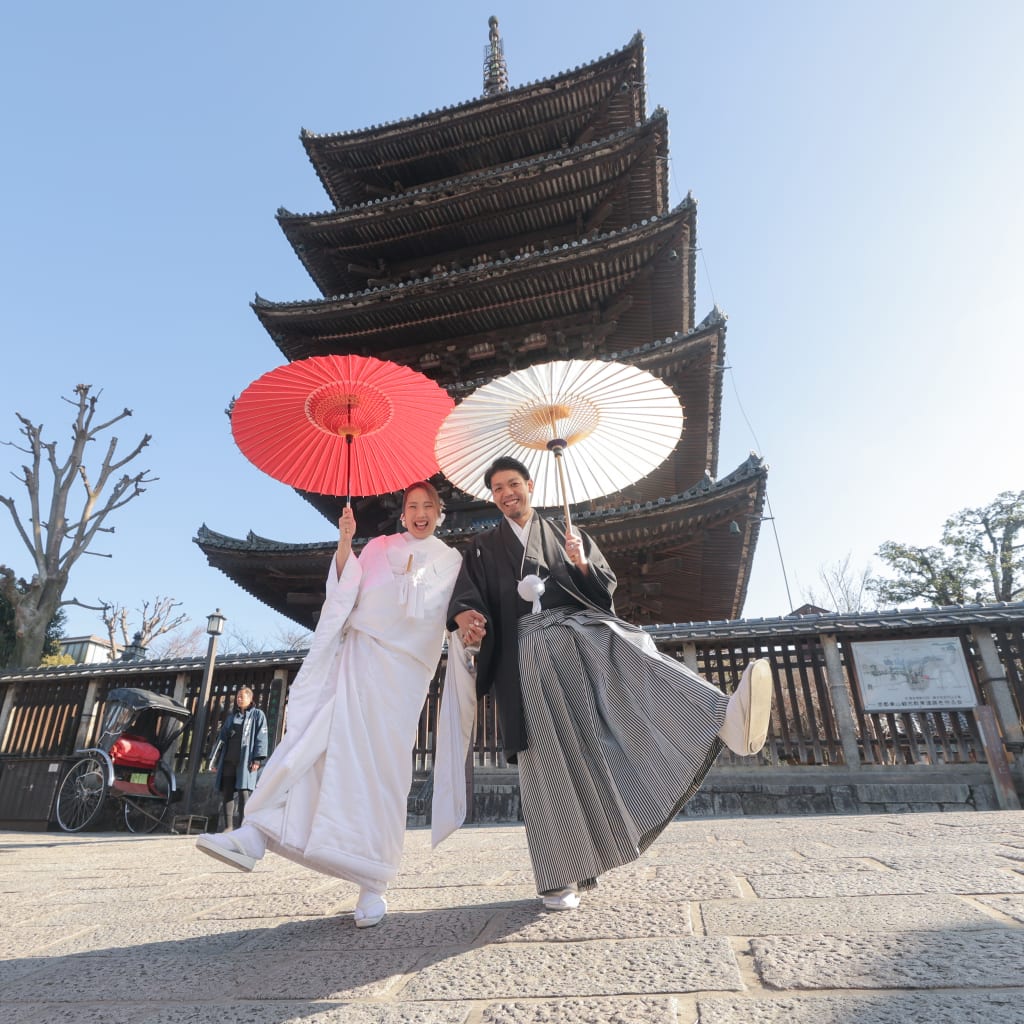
left=853, top=783, right=971, bottom=804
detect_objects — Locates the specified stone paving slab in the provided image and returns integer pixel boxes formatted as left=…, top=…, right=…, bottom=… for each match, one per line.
left=392, top=866, right=526, bottom=887
left=0, top=926, right=96, bottom=958
left=385, top=883, right=534, bottom=911
left=1, top=951, right=242, bottom=1003
left=38, top=921, right=272, bottom=958
left=975, top=893, right=1024, bottom=924
left=0, top=1002, right=473, bottom=1024
left=233, top=909, right=494, bottom=951
left=160, top=868, right=342, bottom=900
left=711, top=856, right=882, bottom=876
left=478, top=996, right=697, bottom=1022
left=697, top=990, right=1024, bottom=1024
left=401, top=937, right=743, bottom=1000
left=193, top=884, right=357, bottom=918
left=752, top=930, right=1024, bottom=989
left=2, top=810, right=1024, bottom=1022
left=223, top=947, right=426, bottom=1000
left=643, top=864, right=743, bottom=900
left=700, top=892, right=1001, bottom=935
left=749, top=863, right=1024, bottom=897
left=483, top=900, right=694, bottom=942
left=8, top=894, right=254, bottom=929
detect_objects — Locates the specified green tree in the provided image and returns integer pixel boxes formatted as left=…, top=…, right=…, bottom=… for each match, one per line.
left=943, top=490, right=1024, bottom=603
left=1, top=588, right=65, bottom=667
left=0, top=385, right=154, bottom=668
left=44, top=605, right=66, bottom=658
left=869, top=490, right=1024, bottom=607
left=0, top=588, right=17, bottom=667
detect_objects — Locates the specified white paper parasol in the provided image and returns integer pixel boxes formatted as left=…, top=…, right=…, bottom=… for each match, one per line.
left=435, top=359, right=683, bottom=529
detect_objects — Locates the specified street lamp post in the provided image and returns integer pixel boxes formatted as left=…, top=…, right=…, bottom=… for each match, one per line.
left=183, top=609, right=227, bottom=816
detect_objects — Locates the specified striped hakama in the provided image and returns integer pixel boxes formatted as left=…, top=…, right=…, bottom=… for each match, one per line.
left=516, top=606, right=729, bottom=894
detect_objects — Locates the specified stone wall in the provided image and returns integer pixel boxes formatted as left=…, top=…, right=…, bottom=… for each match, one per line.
left=408, top=763, right=1018, bottom=827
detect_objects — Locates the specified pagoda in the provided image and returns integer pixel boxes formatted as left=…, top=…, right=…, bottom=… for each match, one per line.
left=197, top=20, right=768, bottom=628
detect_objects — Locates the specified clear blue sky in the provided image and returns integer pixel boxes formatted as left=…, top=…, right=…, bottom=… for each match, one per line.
left=2, top=1, right=1021, bottom=649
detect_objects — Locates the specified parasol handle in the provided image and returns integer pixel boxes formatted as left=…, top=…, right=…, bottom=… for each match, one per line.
left=546, top=438, right=573, bottom=534
left=344, top=433, right=353, bottom=507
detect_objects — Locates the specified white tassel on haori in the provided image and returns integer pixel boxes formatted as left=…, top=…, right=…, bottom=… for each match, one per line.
left=517, top=574, right=546, bottom=613
left=397, top=569, right=427, bottom=618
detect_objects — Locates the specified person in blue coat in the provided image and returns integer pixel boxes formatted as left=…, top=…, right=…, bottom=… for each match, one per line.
left=212, top=686, right=268, bottom=831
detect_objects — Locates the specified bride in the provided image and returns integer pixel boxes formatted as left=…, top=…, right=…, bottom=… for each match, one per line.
left=196, top=480, right=462, bottom=928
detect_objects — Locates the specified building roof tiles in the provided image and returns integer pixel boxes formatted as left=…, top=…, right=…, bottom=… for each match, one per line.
left=646, top=601, right=1024, bottom=642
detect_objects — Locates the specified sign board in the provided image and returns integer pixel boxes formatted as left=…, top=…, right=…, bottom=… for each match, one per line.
left=850, top=637, right=977, bottom=712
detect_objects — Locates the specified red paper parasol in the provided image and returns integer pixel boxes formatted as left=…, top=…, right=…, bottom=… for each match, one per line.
left=231, top=354, right=454, bottom=500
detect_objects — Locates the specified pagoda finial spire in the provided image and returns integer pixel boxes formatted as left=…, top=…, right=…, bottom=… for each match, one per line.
left=483, top=15, right=509, bottom=96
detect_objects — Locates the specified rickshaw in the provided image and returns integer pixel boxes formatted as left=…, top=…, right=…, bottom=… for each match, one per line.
left=55, top=686, right=192, bottom=833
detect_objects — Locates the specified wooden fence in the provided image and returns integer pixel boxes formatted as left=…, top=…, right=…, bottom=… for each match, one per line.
left=2, top=604, right=1022, bottom=802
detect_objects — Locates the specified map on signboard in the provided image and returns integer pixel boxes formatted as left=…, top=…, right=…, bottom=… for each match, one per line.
left=850, top=637, right=977, bottom=712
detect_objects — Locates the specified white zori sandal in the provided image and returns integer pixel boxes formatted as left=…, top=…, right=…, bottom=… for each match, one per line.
left=354, top=889, right=388, bottom=929
left=542, top=886, right=581, bottom=911
left=718, top=658, right=773, bottom=756
left=195, top=827, right=265, bottom=872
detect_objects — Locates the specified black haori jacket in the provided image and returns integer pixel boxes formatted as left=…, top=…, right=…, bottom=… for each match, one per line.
left=446, top=514, right=616, bottom=756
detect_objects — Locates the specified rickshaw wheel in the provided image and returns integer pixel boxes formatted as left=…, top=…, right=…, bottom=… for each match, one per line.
left=55, top=756, right=108, bottom=832
left=123, top=765, right=173, bottom=833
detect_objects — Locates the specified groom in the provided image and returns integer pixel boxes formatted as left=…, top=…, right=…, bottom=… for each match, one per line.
left=448, top=456, right=771, bottom=910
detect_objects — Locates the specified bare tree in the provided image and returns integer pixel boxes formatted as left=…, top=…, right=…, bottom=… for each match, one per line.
left=220, top=625, right=262, bottom=656
left=99, top=596, right=189, bottom=660
left=0, top=385, right=154, bottom=667
left=803, top=553, right=874, bottom=614
left=149, top=624, right=207, bottom=659
left=274, top=624, right=312, bottom=651
left=216, top=622, right=311, bottom=656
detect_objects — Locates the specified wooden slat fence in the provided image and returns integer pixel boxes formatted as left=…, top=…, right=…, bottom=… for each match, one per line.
left=414, top=668, right=507, bottom=773
left=2, top=679, right=90, bottom=756
left=176, top=668, right=285, bottom=775
left=692, top=638, right=846, bottom=767
left=3, top=607, right=1022, bottom=784
left=990, top=624, right=1023, bottom=723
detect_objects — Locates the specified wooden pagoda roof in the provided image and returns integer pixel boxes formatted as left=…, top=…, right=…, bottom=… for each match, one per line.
left=302, top=34, right=647, bottom=208
left=280, top=114, right=669, bottom=298
left=206, top=28, right=768, bottom=631
left=253, top=203, right=696, bottom=369
left=195, top=454, right=767, bottom=630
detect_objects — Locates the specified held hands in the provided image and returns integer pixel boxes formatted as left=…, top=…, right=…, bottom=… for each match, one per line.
left=454, top=609, right=487, bottom=648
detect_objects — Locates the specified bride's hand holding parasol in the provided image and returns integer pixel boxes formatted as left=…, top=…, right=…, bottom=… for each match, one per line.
left=335, top=506, right=357, bottom=575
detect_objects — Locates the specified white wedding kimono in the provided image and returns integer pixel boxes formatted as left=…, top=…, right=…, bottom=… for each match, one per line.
left=243, top=532, right=462, bottom=889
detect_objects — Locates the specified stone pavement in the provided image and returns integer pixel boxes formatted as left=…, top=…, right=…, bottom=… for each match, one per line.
left=2, top=810, right=1024, bottom=1023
